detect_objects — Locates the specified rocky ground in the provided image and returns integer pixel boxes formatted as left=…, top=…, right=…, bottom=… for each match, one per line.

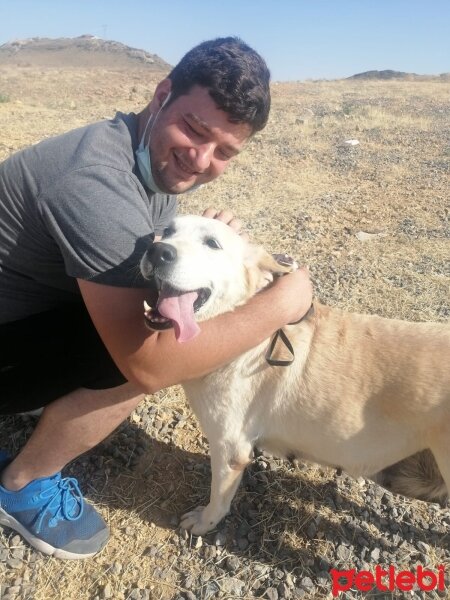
left=0, top=66, right=449, bottom=599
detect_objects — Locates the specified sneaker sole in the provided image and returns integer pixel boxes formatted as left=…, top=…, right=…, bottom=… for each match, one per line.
left=0, top=507, right=104, bottom=560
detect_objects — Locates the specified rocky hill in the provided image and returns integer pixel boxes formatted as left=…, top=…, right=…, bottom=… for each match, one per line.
left=0, top=34, right=171, bottom=70
left=348, top=69, right=449, bottom=81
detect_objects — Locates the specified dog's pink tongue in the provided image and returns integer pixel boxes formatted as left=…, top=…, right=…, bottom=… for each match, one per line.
left=157, top=288, right=200, bottom=343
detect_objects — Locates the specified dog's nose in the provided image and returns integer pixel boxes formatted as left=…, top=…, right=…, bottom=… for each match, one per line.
left=147, top=242, right=177, bottom=267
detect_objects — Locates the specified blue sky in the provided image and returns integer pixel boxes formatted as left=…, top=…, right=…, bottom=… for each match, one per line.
left=0, top=0, right=448, bottom=81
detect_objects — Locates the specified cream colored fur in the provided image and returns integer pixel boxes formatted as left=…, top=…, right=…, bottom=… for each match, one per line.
left=141, top=215, right=450, bottom=535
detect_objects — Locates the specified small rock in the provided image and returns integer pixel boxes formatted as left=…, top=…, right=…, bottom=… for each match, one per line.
left=10, top=535, right=23, bottom=547
left=318, top=558, right=330, bottom=571
left=214, top=531, right=227, bottom=546
left=300, top=576, right=314, bottom=591
left=225, top=555, right=240, bottom=572
left=277, top=582, right=291, bottom=598
left=247, top=530, right=258, bottom=542
left=285, top=573, right=295, bottom=588
left=356, top=231, right=387, bottom=242
left=143, top=545, right=158, bottom=557
left=416, top=540, right=430, bottom=553
left=336, top=544, right=352, bottom=562
left=316, top=572, right=330, bottom=586
left=110, top=562, right=123, bottom=575
left=102, top=583, right=113, bottom=599
left=203, top=581, right=220, bottom=600
left=200, top=570, right=212, bottom=584
left=184, top=575, right=196, bottom=589
left=265, top=587, right=279, bottom=600
left=237, top=537, right=249, bottom=551
left=203, top=545, right=216, bottom=560
left=220, top=577, right=245, bottom=595
left=370, top=547, right=381, bottom=562
left=306, top=522, right=317, bottom=538
left=7, top=559, right=22, bottom=569
left=0, top=548, right=9, bottom=561
left=273, top=569, right=285, bottom=581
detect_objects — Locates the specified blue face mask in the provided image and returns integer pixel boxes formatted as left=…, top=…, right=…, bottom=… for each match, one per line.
left=136, top=93, right=171, bottom=194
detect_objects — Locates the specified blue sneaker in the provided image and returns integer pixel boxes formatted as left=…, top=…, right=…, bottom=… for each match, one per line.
left=0, top=451, right=109, bottom=559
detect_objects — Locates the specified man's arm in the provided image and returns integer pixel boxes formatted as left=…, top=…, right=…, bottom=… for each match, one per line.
left=78, top=268, right=312, bottom=394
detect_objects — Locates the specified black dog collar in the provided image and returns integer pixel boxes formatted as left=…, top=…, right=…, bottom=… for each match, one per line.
left=265, top=304, right=315, bottom=367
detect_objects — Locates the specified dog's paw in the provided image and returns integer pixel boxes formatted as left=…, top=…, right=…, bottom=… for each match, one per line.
left=180, top=506, right=218, bottom=536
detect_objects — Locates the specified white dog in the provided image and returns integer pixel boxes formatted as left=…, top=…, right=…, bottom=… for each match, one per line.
left=140, top=215, right=450, bottom=535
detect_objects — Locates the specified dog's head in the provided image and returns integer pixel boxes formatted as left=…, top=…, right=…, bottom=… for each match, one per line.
left=140, top=215, right=296, bottom=342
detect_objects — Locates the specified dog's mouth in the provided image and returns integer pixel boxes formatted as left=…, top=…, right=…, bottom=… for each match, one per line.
left=144, top=280, right=211, bottom=343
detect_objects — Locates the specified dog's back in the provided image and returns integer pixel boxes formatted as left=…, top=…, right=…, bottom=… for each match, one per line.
left=185, top=302, right=450, bottom=479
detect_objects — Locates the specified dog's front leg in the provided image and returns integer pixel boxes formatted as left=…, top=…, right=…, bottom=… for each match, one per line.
left=180, top=442, right=252, bottom=535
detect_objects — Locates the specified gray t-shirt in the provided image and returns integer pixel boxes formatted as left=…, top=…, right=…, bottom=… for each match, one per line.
left=0, top=112, right=177, bottom=323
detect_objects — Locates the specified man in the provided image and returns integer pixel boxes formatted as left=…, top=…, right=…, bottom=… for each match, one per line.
left=0, top=37, right=312, bottom=558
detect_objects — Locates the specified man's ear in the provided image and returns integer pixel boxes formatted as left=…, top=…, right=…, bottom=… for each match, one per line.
left=149, top=78, right=172, bottom=112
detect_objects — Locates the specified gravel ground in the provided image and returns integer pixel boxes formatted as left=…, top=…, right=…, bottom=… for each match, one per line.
left=1, top=400, right=450, bottom=600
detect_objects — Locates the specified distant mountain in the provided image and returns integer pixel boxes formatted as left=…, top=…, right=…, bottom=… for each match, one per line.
left=348, top=69, right=449, bottom=81
left=349, top=70, right=414, bottom=80
left=0, top=35, right=172, bottom=70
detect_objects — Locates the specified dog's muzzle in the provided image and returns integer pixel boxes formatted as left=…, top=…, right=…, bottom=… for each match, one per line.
left=141, top=242, right=177, bottom=278
left=141, top=242, right=211, bottom=343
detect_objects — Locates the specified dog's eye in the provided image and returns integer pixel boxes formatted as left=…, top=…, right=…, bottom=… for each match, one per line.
left=162, top=227, right=175, bottom=239
left=205, top=238, right=222, bottom=250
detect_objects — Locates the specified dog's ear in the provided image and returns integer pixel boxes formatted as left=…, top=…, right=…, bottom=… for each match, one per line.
left=244, top=245, right=297, bottom=295
left=258, top=250, right=298, bottom=275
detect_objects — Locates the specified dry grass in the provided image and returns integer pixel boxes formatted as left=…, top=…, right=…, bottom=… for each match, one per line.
left=0, top=66, right=449, bottom=599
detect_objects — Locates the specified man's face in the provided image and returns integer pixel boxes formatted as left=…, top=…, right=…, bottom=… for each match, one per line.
left=148, top=85, right=252, bottom=194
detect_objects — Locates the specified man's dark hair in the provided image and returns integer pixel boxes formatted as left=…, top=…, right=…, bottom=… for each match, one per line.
left=167, top=37, right=271, bottom=134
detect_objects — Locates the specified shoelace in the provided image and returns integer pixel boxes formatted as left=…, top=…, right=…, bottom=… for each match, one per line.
left=35, top=477, right=84, bottom=533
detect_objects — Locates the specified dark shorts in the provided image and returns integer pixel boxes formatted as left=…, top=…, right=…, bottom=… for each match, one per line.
left=0, top=302, right=127, bottom=414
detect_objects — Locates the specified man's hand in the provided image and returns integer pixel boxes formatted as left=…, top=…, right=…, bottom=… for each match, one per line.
left=270, top=267, right=313, bottom=324
left=202, top=207, right=248, bottom=239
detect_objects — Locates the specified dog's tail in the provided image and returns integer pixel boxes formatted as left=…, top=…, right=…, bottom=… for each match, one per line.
left=378, top=450, right=448, bottom=504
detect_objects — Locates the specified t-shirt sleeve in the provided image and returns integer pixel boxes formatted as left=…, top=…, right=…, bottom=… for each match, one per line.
left=153, top=194, right=177, bottom=236
left=38, top=165, right=156, bottom=287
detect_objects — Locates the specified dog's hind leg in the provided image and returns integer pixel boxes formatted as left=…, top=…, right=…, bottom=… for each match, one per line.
left=180, top=440, right=253, bottom=535
left=378, top=450, right=447, bottom=504
left=427, top=440, right=450, bottom=505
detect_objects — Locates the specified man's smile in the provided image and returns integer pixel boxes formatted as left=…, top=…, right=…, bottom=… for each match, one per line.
left=171, top=152, right=204, bottom=184
left=173, top=152, right=197, bottom=176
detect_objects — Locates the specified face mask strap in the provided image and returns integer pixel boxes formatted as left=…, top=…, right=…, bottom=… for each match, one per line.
left=139, top=113, right=154, bottom=149
left=140, top=92, right=172, bottom=150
